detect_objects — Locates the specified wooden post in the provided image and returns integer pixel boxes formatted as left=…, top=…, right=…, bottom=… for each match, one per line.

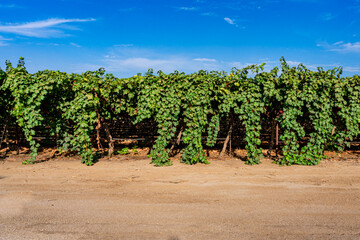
left=0, top=123, right=6, bottom=150
left=95, top=117, right=103, bottom=150
left=276, top=123, right=279, bottom=146
left=275, top=123, right=279, bottom=157
left=220, top=112, right=233, bottom=156
left=4, top=125, right=9, bottom=151
left=170, top=125, right=183, bottom=154
left=229, top=133, right=232, bottom=154
left=103, top=122, right=114, bottom=158
left=15, top=123, right=20, bottom=155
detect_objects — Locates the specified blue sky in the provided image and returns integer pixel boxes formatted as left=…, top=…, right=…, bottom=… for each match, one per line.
left=0, top=0, right=360, bottom=77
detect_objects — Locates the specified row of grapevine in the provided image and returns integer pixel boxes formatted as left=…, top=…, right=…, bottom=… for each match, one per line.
left=0, top=57, right=359, bottom=166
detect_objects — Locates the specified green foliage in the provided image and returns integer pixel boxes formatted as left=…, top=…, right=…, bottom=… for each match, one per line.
left=1, top=57, right=359, bottom=166
left=136, top=70, right=182, bottom=166
left=331, top=75, right=360, bottom=152
left=276, top=59, right=306, bottom=165
left=3, top=58, right=72, bottom=164
left=132, top=145, right=138, bottom=154
left=233, top=66, right=267, bottom=164
left=180, top=71, right=215, bottom=165
left=118, top=147, right=129, bottom=155
left=0, top=67, right=11, bottom=123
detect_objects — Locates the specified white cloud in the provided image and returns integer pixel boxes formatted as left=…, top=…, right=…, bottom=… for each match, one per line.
left=193, top=58, right=217, bottom=62
left=343, top=66, right=360, bottom=72
left=231, top=62, right=255, bottom=69
left=101, top=57, right=221, bottom=74
left=105, top=57, right=184, bottom=72
left=73, top=47, right=225, bottom=75
left=68, top=52, right=360, bottom=78
left=74, top=47, right=299, bottom=77
left=0, top=4, right=19, bottom=8
left=178, top=7, right=197, bottom=11
left=224, top=17, right=235, bottom=25
left=231, top=61, right=275, bottom=72
left=288, top=61, right=320, bottom=71
left=286, top=60, right=302, bottom=66
left=73, top=47, right=359, bottom=78
left=0, top=35, right=12, bottom=46
left=224, top=17, right=240, bottom=27
left=270, top=58, right=359, bottom=74
left=74, top=55, right=360, bottom=77
left=114, top=44, right=134, bottom=47
left=333, top=41, right=344, bottom=46
left=75, top=57, right=199, bottom=75
left=201, top=12, right=215, bottom=16
left=317, top=41, right=360, bottom=54
left=333, top=42, right=360, bottom=53
left=0, top=18, right=95, bottom=38
left=70, top=42, right=81, bottom=48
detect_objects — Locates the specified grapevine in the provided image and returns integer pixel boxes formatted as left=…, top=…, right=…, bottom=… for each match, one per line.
left=0, top=57, right=359, bottom=167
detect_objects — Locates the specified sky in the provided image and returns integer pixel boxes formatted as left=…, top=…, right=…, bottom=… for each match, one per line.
left=0, top=0, right=360, bottom=77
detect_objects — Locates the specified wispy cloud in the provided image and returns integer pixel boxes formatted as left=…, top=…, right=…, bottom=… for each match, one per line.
left=70, top=42, right=81, bottom=48
left=67, top=47, right=360, bottom=77
left=201, top=12, right=215, bottom=16
left=343, top=66, right=360, bottom=72
left=332, top=42, right=360, bottom=53
left=319, top=12, right=335, bottom=21
left=319, top=41, right=360, bottom=53
left=103, top=57, right=221, bottom=74
left=0, top=36, right=12, bottom=46
left=177, top=7, right=197, bottom=11
left=74, top=47, right=224, bottom=75
left=279, top=60, right=334, bottom=71
left=274, top=58, right=359, bottom=74
left=76, top=57, right=202, bottom=75
left=224, top=17, right=239, bottom=27
left=0, top=18, right=95, bottom=38
left=74, top=47, right=288, bottom=77
left=231, top=61, right=275, bottom=72
left=333, top=41, right=344, bottom=46
left=114, top=44, right=134, bottom=47
left=0, top=4, right=20, bottom=8
left=73, top=45, right=359, bottom=77
left=193, top=58, right=217, bottom=62
left=286, top=60, right=303, bottom=66
left=224, top=17, right=235, bottom=25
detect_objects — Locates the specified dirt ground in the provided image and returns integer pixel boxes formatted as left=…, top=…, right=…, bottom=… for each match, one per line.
left=0, top=151, right=360, bottom=240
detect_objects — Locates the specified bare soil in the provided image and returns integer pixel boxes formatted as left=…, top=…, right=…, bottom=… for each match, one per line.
left=0, top=151, right=360, bottom=240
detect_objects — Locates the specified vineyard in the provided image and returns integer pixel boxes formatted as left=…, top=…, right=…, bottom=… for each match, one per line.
left=0, top=57, right=360, bottom=166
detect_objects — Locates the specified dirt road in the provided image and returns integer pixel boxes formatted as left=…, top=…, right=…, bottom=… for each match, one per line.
left=1, top=155, right=359, bottom=240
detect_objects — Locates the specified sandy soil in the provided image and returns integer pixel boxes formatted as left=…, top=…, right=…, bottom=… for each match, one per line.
left=0, top=153, right=360, bottom=240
